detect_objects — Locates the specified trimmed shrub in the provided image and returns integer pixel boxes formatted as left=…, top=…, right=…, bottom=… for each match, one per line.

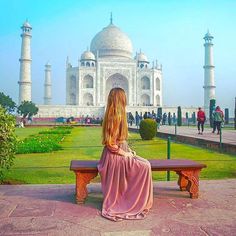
left=0, top=106, right=18, bottom=182
left=209, top=99, right=216, bottom=128
left=177, top=106, right=182, bottom=126
left=139, top=118, right=157, bottom=140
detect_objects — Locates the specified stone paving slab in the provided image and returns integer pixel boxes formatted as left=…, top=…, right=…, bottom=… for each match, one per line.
left=0, top=180, right=236, bottom=236
left=157, top=126, right=236, bottom=146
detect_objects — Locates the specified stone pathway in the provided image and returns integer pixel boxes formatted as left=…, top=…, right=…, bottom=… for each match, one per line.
left=158, top=126, right=236, bottom=146
left=0, top=180, right=236, bottom=235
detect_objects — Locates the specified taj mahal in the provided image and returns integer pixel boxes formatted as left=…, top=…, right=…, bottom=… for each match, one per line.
left=18, top=16, right=215, bottom=118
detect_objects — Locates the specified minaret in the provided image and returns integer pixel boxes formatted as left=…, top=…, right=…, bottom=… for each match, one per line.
left=18, top=20, right=32, bottom=104
left=44, top=62, right=52, bottom=105
left=203, top=30, right=216, bottom=116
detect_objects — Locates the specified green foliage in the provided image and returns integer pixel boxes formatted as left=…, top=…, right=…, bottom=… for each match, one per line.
left=177, top=106, right=182, bottom=126
left=168, top=112, right=172, bottom=125
left=2, top=127, right=235, bottom=184
left=0, top=92, right=16, bottom=113
left=0, top=106, right=18, bottom=182
left=224, top=108, right=229, bottom=124
left=139, top=118, right=157, bottom=140
left=16, top=134, right=62, bottom=154
left=209, top=99, right=216, bottom=128
left=16, top=127, right=71, bottom=154
left=192, top=112, right=196, bottom=124
left=17, top=101, right=38, bottom=118
left=39, top=127, right=71, bottom=135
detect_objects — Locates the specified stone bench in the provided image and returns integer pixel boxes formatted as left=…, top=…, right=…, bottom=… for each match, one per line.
left=70, top=159, right=207, bottom=203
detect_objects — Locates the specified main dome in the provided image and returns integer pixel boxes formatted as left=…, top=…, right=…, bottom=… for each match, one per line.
left=90, top=23, right=133, bottom=59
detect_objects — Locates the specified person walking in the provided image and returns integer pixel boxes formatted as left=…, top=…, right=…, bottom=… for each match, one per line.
left=98, top=88, right=153, bottom=221
left=197, top=107, right=206, bottom=134
left=212, top=106, right=224, bottom=134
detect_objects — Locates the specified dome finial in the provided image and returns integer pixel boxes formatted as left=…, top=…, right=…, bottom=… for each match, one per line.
left=110, top=12, right=113, bottom=24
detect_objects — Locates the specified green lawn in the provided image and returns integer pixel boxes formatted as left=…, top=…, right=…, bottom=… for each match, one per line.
left=3, top=126, right=236, bottom=184
left=15, top=127, right=49, bottom=140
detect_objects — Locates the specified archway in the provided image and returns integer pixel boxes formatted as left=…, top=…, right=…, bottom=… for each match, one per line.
left=156, top=77, right=160, bottom=90
left=70, top=75, right=76, bottom=89
left=70, top=93, right=76, bottom=105
left=141, top=94, right=150, bottom=106
left=106, top=73, right=129, bottom=103
left=83, top=93, right=93, bottom=106
left=83, top=75, right=93, bottom=88
left=141, top=76, right=150, bottom=90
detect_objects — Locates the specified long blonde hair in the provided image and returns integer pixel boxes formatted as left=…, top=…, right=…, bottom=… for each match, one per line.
left=102, top=88, right=128, bottom=146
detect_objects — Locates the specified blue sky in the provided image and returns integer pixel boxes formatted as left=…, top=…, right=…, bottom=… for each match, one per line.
left=0, top=0, right=235, bottom=114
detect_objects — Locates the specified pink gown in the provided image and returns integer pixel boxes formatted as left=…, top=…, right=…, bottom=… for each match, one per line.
left=98, top=141, right=153, bottom=221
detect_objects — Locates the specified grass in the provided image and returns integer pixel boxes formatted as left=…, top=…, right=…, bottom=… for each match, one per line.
left=3, top=126, right=236, bottom=184
left=15, top=127, right=49, bottom=140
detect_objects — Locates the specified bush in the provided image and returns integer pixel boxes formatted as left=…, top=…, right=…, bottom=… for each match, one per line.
left=16, top=134, right=63, bottom=154
left=16, top=126, right=71, bottom=154
left=0, top=106, right=18, bottom=182
left=139, top=118, right=157, bottom=140
left=177, top=106, right=182, bottom=126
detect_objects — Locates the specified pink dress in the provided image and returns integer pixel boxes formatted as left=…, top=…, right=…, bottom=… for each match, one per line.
left=98, top=141, right=153, bottom=221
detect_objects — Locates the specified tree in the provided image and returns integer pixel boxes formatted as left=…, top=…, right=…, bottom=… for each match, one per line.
left=186, top=112, right=189, bottom=125
left=225, top=108, right=229, bottom=125
left=209, top=99, right=216, bottom=128
left=17, top=101, right=39, bottom=119
left=192, top=112, right=196, bottom=124
left=234, top=97, right=236, bottom=130
left=168, top=112, right=172, bottom=126
left=177, top=106, right=182, bottom=126
left=0, top=92, right=16, bottom=113
left=0, top=106, right=18, bottom=182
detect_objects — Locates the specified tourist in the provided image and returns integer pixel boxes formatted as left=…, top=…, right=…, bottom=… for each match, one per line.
left=212, top=106, right=224, bottom=134
left=98, top=88, right=153, bottom=221
left=197, top=107, right=206, bottom=134
left=162, top=113, right=167, bottom=125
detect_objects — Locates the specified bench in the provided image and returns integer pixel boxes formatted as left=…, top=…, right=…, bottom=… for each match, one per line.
left=70, top=159, right=206, bottom=204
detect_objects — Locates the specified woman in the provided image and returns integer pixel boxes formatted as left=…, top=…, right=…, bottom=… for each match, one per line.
left=212, top=106, right=224, bottom=134
left=98, top=88, right=153, bottom=221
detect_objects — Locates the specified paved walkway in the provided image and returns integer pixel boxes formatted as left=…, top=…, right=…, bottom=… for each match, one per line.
left=157, top=126, right=236, bottom=146
left=1, top=180, right=236, bottom=235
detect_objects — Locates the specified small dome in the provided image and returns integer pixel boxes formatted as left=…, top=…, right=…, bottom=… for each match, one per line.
left=90, top=23, right=133, bottom=59
left=204, top=30, right=213, bottom=40
left=22, top=20, right=32, bottom=29
left=45, top=62, right=51, bottom=67
left=81, top=51, right=95, bottom=61
left=135, top=52, right=148, bottom=62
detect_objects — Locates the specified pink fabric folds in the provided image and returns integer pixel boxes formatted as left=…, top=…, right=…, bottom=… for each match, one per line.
left=97, top=141, right=153, bottom=221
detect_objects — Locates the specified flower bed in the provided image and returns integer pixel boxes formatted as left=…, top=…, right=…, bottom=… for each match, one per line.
left=16, top=126, right=72, bottom=154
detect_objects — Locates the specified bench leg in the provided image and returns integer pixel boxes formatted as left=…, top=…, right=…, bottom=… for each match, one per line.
left=176, top=172, right=188, bottom=191
left=176, top=170, right=200, bottom=199
left=74, top=171, right=98, bottom=204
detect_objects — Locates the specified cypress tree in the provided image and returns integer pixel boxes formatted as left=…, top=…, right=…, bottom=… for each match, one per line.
left=225, top=108, right=229, bottom=125
left=177, top=106, right=182, bottom=126
left=209, top=99, right=216, bottom=128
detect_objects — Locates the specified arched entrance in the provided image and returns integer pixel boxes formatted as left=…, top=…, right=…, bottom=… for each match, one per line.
left=106, top=73, right=129, bottom=104
left=141, top=94, right=150, bottom=106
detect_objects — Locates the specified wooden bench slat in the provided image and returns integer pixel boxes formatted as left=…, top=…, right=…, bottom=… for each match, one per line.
left=70, top=159, right=206, bottom=171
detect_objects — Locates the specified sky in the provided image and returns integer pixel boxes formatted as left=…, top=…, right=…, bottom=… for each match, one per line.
left=0, top=0, right=235, bottom=115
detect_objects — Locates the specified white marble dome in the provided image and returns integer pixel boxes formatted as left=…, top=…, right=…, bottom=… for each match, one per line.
left=81, top=50, right=95, bottom=60
left=135, top=52, right=148, bottom=62
left=90, top=23, right=133, bottom=59
left=22, top=21, right=32, bottom=29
